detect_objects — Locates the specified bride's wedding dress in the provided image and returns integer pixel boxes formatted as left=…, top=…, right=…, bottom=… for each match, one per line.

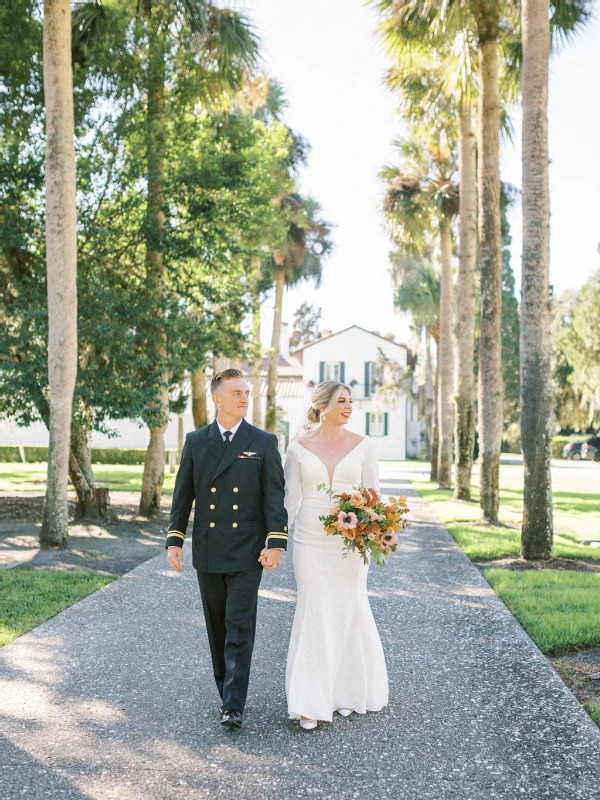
left=284, top=437, right=389, bottom=722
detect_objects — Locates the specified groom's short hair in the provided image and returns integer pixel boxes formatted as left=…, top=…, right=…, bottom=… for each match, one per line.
left=211, top=368, right=245, bottom=395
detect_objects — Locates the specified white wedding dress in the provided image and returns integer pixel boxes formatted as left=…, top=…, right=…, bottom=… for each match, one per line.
left=284, top=437, right=389, bottom=722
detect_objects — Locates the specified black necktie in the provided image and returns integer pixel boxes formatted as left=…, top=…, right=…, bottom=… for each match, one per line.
left=223, top=430, right=232, bottom=448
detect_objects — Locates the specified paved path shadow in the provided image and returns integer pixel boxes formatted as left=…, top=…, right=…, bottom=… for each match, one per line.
left=1, top=466, right=599, bottom=799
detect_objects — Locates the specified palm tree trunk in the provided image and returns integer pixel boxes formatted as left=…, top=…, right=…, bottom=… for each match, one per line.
left=40, top=0, right=78, bottom=549
left=454, top=104, right=477, bottom=501
left=251, top=272, right=263, bottom=428
left=191, top=365, right=208, bottom=428
left=424, top=328, right=434, bottom=459
left=520, top=0, right=553, bottom=559
left=139, top=35, right=169, bottom=517
left=476, top=27, right=503, bottom=524
left=430, top=353, right=439, bottom=482
left=437, top=217, right=453, bottom=488
left=265, top=266, right=284, bottom=433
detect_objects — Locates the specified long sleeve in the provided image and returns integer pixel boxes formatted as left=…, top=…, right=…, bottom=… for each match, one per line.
left=283, top=445, right=303, bottom=534
left=262, top=434, right=289, bottom=550
left=361, top=440, right=380, bottom=494
left=165, top=434, right=195, bottom=548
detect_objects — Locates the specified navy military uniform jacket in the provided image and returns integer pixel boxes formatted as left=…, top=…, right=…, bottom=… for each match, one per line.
left=165, top=418, right=288, bottom=573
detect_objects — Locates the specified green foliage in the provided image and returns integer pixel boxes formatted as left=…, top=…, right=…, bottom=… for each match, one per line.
left=484, top=569, right=600, bottom=655
left=0, top=568, right=117, bottom=647
left=0, top=446, right=179, bottom=465
left=0, top=0, right=303, bottom=442
left=552, top=271, right=600, bottom=431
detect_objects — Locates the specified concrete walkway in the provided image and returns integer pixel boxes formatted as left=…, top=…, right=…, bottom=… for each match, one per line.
left=2, top=467, right=600, bottom=799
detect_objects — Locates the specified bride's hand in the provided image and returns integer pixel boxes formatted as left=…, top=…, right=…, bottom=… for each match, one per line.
left=258, top=547, right=282, bottom=570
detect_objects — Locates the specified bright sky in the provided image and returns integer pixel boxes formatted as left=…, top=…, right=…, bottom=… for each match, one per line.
left=243, top=0, right=600, bottom=346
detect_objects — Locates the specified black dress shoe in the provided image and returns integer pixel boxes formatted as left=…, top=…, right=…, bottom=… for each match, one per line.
left=220, top=710, right=243, bottom=730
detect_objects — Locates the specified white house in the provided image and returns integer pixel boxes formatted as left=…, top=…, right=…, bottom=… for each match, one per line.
left=1, top=325, right=422, bottom=461
left=289, top=325, right=422, bottom=461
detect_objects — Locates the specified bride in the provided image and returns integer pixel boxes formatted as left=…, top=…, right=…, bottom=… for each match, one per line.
left=284, top=380, right=389, bottom=729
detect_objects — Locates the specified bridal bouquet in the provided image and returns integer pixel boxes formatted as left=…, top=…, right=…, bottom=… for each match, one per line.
left=317, top=484, right=410, bottom=567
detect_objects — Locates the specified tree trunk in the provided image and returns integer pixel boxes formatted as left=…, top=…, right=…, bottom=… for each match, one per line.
left=191, top=365, right=208, bottom=428
left=140, top=390, right=169, bottom=517
left=69, top=418, right=94, bottom=518
left=520, top=0, right=553, bottom=559
left=424, top=328, right=434, bottom=459
left=139, top=34, right=169, bottom=517
left=69, top=451, right=94, bottom=519
left=476, top=29, right=503, bottom=524
left=251, top=263, right=263, bottom=428
left=177, top=379, right=184, bottom=461
left=71, top=419, right=95, bottom=489
left=454, top=104, right=477, bottom=501
left=430, top=354, right=439, bottom=482
left=265, top=265, right=285, bottom=433
left=437, top=218, right=454, bottom=488
left=40, top=0, right=78, bottom=549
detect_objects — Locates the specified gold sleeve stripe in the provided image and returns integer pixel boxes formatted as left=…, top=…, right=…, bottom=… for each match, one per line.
left=167, top=531, right=186, bottom=540
left=268, top=532, right=288, bottom=539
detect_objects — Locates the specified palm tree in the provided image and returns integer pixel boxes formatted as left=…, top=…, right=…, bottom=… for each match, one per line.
left=382, top=125, right=458, bottom=488
left=40, top=0, right=78, bottom=549
left=73, top=0, right=258, bottom=515
left=392, top=255, right=440, bottom=468
left=264, top=195, right=332, bottom=433
left=387, top=0, right=593, bottom=520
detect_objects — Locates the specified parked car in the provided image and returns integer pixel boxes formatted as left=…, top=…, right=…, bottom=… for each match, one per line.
left=581, top=437, right=600, bottom=462
left=562, top=440, right=585, bottom=460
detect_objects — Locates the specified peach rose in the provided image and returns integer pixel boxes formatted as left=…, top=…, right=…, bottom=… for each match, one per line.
left=349, top=492, right=367, bottom=508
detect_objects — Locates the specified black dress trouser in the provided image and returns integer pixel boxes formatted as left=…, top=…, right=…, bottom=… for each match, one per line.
left=196, top=568, right=263, bottom=714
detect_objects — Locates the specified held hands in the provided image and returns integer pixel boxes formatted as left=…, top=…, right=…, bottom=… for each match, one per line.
left=167, top=546, right=184, bottom=572
left=258, top=547, right=282, bottom=570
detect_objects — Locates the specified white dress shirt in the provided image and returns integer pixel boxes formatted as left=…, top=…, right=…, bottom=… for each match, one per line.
left=216, top=418, right=243, bottom=442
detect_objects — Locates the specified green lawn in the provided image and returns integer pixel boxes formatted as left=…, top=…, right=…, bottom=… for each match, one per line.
left=484, top=569, right=600, bottom=654
left=411, top=478, right=600, bottom=562
left=588, top=702, right=600, bottom=727
left=0, top=569, right=117, bottom=646
left=0, top=463, right=176, bottom=494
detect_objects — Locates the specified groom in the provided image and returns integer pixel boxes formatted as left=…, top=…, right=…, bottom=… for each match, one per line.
left=166, top=368, right=288, bottom=730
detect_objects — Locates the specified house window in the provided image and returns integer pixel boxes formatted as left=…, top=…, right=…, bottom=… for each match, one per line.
left=366, top=412, right=388, bottom=437
left=364, top=362, right=384, bottom=397
left=319, top=361, right=346, bottom=383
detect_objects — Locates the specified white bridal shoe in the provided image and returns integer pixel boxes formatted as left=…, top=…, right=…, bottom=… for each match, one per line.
left=337, top=708, right=353, bottom=717
left=299, top=718, right=318, bottom=730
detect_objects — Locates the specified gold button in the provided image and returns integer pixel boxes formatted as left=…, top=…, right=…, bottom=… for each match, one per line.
left=211, top=487, right=216, bottom=493
left=233, top=487, right=239, bottom=493
left=233, top=505, right=238, bottom=510
left=210, top=522, right=215, bottom=528
left=210, top=504, right=215, bottom=510
left=232, top=523, right=238, bottom=528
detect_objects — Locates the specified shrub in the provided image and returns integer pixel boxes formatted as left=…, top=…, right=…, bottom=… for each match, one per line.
left=0, top=445, right=174, bottom=465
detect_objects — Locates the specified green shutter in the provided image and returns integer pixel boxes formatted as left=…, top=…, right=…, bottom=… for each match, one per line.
left=319, top=362, right=324, bottom=382
left=384, top=412, right=389, bottom=436
left=340, top=361, right=345, bottom=383
left=366, top=412, right=370, bottom=436
left=364, top=362, right=370, bottom=397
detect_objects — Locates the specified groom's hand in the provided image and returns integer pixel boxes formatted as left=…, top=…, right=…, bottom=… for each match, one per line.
left=167, top=546, right=184, bottom=572
left=259, top=548, right=282, bottom=570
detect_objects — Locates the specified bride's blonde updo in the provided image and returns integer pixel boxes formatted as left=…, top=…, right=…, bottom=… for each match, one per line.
left=306, top=380, right=353, bottom=426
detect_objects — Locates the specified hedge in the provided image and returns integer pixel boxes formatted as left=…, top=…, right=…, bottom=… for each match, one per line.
left=0, top=445, right=174, bottom=465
